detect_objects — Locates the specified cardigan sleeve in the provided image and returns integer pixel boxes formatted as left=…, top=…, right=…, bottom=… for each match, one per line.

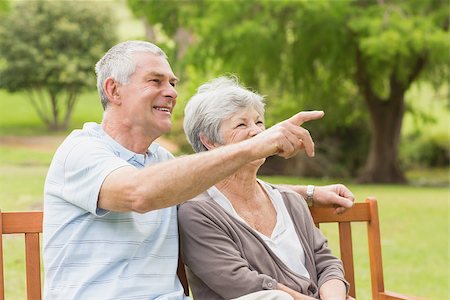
left=178, top=201, right=278, bottom=299
left=311, top=225, right=350, bottom=291
left=279, top=188, right=349, bottom=293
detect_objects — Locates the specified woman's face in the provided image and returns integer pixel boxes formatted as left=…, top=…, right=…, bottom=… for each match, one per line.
left=218, top=107, right=265, bottom=145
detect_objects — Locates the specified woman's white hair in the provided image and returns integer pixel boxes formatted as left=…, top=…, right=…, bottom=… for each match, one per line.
left=95, top=40, right=167, bottom=110
left=184, top=76, right=265, bottom=153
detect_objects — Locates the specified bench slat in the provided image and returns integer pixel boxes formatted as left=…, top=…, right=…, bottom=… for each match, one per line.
left=25, top=233, right=42, bottom=300
left=2, top=212, right=43, bottom=234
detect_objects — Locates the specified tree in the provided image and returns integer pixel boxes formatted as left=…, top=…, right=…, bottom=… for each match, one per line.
left=130, top=0, right=449, bottom=183
left=0, top=1, right=116, bottom=131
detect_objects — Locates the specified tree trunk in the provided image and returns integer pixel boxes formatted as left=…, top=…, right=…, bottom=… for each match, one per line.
left=358, top=94, right=406, bottom=183
left=353, top=46, right=427, bottom=183
left=46, top=91, right=71, bottom=132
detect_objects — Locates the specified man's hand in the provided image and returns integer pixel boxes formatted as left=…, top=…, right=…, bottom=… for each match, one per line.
left=251, top=111, right=324, bottom=159
left=313, top=184, right=354, bottom=214
left=280, top=184, right=355, bottom=214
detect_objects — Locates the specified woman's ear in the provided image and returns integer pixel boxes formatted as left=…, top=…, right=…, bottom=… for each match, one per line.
left=199, top=134, right=217, bottom=151
left=104, top=77, right=121, bottom=106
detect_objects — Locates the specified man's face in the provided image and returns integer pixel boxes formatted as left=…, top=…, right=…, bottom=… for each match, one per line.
left=117, top=52, right=178, bottom=139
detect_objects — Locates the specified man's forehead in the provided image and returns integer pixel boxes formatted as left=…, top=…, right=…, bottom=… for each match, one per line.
left=133, top=53, right=178, bottom=80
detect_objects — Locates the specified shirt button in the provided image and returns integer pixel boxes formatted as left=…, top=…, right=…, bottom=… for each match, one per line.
left=267, top=282, right=273, bottom=288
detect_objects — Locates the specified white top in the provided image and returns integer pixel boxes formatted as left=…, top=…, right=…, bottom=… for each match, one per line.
left=207, top=179, right=310, bottom=278
left=43, top=122, right=189, bottom=300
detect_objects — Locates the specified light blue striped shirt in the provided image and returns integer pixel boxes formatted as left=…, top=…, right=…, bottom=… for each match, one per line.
left=43, top=122, right=189, bottom=300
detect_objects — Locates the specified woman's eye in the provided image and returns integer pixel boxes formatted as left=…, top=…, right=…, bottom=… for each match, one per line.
left=236, top=123, right=246, bottom=128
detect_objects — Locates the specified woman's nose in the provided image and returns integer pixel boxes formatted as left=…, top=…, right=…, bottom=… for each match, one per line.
left=249, top=124, right=264, bottom=137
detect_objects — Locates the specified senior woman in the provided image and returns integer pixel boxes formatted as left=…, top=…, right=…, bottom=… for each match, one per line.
left=178, top=77, right=351, bottom=300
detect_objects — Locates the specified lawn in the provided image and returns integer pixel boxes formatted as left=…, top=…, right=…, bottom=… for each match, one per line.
left=0, top=141, right=447, bottom=299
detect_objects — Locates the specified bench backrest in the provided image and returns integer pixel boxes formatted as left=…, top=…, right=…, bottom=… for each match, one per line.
left=0, top=211, right=43, bottom=300
left=0, top=198, right=420, bottom=300
left=310, top=198, right=382, bottom=299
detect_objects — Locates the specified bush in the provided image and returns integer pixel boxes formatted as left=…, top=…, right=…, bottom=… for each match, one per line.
left=401, top=131, right=450, bottom=168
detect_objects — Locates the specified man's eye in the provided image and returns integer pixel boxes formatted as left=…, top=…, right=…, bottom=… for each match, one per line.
left=150, top=79, right=160, bottom=83
left=170, top=82, right=176, bottom=87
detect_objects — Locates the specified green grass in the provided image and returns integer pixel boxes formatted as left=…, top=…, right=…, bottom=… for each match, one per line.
left=0, top=145, right=447, bottom=299
left=263, top=176, right=448, bottom=300
left=0, top=89, right=103, bottom=135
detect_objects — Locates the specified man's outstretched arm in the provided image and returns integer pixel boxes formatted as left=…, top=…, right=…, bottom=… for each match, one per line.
left=99, top=111, right=325, bottom=213
left=279, top=184, right=355, bottom=214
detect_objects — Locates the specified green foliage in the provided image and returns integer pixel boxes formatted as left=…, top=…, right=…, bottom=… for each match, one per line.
left=402, top=131, right=449, bottom=168
left=0, top=0, right=10, bottom=14
left=0, top=1, right=116, bottom=130
left=401, top=83, right=450, bottom=169
left=129, top=0, right=449, bottom=180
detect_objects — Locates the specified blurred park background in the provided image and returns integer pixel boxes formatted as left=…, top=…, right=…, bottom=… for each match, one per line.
left=0, top=0, right=448, bottom=299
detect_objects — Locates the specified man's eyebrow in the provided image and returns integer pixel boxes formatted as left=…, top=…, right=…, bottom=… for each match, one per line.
left=147, top=71, right=179, bottom=83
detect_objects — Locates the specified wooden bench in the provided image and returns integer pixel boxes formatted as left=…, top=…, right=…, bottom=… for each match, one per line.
left=1, top=198, right=422, bottom=300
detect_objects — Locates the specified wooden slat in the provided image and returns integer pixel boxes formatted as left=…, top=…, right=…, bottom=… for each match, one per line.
left=25, top=233, right=42, bottom=300
left=2, top=212, right=43, bottom=234
left=379, top=291, right=425, bottom=300
left=339, top=222, right=355, bottom=298
left=366, top=199, right=385, bottom=300
left=310, top=203, right=371, bottom=223
left=0, top=211, right=4, bottom=300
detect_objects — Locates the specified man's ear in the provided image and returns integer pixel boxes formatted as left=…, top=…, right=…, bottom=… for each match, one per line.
left=104, top=77, right=121, bottom=106
left=199, top=134, right=217, bottom=151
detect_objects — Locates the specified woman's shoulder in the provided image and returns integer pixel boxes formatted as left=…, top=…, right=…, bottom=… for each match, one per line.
left=178, top=191, right=216, bottom=215
left=259, top=180, right=309, bottom=211
left=259, top=180, right=302, bottom=199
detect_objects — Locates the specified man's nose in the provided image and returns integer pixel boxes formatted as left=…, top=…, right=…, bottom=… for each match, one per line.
left=163, top=82, right=178, bottom=99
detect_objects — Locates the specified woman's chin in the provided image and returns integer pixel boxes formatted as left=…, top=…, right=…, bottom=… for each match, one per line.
left=251, top=158, right=266, bottom=168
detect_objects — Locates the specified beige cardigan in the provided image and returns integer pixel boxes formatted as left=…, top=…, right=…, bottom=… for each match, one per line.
left=178, top=184, right=348, bottom=300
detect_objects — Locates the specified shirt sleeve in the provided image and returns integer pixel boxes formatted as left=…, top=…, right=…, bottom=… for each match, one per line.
left=62, top=138, right=131, bottom=216
left=178, top=201, right=278, bottom=299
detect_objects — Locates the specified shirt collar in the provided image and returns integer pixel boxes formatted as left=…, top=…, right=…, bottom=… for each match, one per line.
left=84, top=122, right=152, bottom=167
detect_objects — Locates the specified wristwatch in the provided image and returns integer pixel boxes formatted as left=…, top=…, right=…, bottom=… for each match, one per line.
left=306, top=185, right=315, bottom=207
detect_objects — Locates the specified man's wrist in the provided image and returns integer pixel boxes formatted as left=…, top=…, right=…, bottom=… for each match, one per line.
left=306, top=185, right=315, bottom=207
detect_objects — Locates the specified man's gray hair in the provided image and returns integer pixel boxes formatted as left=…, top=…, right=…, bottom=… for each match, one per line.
left=183, top=76, right=265, bottom=153
left=95, top=40, right=167, bottom=110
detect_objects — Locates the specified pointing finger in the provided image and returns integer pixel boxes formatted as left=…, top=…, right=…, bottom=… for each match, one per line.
left=288, top=111, right=324, bottom=126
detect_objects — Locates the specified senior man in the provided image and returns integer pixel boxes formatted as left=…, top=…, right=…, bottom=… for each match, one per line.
left=43, top=40, right=354, bottom=300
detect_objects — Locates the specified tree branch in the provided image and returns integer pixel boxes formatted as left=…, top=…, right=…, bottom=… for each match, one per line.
left=354, top=45, right=378, bottom=107
left=27, top=90, right=50, bottom=124
left=406, top=54, right=427, bottom=88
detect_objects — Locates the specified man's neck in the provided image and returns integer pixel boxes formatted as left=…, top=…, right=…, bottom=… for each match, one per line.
left=101, top=117, right=156, bottom=155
